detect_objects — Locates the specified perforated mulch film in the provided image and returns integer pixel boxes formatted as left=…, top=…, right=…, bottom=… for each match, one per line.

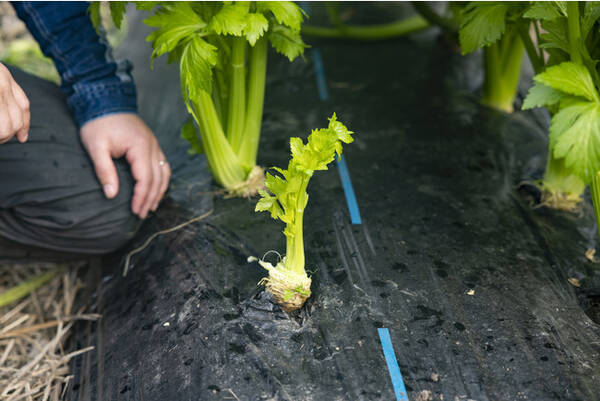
left=68, top=6, right=600, bottom=401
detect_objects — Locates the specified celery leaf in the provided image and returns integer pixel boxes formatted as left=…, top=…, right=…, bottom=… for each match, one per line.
left=256, top=190, right=284, bottom=220
left=257, top=114, right=354, bottom=224
left=268, top=25, right=306, bottom=61
left=180, top=118, right=203, bottom=155
left=523, top=2, right=561, bottom=21
left=257, top=2, right=305, bottom=31
left=539, top=19, right=570, bottom=53
left=109, top=2, right=127, bottom=29
left=583, top=2, right=600, bottom=39
left=459, top=2, right=508, bottom=54
left=180, top=36, right=217, bottom=101
left=208, top=3, right=249, bottom=36
left=88, top=3, right=101, bottom=34
left=522, top=82, right=564, bottom=109
left=135, top=2, right=159, bottom=12
left=244, top=13, right=269, bottom=46
left=145, top=3, right=206, bottom=60
left=550, top=101, right=600, bottom=183
left=535, top=62, right=599, bottom=103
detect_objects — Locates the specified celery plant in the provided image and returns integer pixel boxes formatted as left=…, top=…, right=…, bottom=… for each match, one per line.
left=255, top=114, right=353, bottom=311
left=522, top=2, right=600, bottom=211
left=458, top=2, right=526, bottom=113
left=138, top=2, right=307, bottom=196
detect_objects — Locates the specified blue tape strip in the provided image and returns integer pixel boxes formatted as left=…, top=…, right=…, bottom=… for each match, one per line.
left=311, top=47, right=362, bottom=224
left=311, top=49, right=330, bottom=101
left=337, top=154, right=362, bottom=224
left=378, top=328, right=409, bottom=401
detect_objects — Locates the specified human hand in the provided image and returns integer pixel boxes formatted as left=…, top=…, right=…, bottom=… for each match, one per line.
left=0, top=63, right=30, bottom=144
left=80, top=113, right=171, bottom=219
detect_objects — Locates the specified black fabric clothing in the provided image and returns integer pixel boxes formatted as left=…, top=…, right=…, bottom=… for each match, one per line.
left=0, top=66, right=140, bottom=254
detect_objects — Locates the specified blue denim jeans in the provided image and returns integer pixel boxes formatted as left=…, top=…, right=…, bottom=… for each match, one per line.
left=11, top=2, right=137, bottom=126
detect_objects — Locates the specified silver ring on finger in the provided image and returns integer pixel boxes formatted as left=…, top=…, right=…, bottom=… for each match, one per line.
left=158, top=160, right=167, bottom=167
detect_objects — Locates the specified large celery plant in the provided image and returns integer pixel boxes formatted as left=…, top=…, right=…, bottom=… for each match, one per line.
left=141, top=2, right=306, bottom=196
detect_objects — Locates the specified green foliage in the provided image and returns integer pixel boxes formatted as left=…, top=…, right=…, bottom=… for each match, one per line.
left=524, top=62, right=600, bottom=184
left=523, top=2, right=561, bottom=21
left=179, top=36, right=218, bottom=103
left=143, top=1, right=306, bottom=108
left=180, top=119, right=203, bottom=155
left=550, top=100, right=600, bottom=184
left=256, top=114, right=354, bottom=248
left=459, top=2, right=510, bottom=54
left=109, top=2, right=127, bottom=28
left=536, top=62, right=598, bottom=102
left=89, top=2, right=101, bottom=32
left=140, top=1, right=307, bottom=193
left=522, top=82, right=563, bottom=110
left=268, top=25, right=307, bottom=61
left=89, top=1, right=127, bottom=32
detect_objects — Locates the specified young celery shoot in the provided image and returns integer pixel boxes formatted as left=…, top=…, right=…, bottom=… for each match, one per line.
left=254, top=114, right=354, bottom=311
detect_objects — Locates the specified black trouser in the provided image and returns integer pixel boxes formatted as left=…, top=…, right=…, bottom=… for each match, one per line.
left=0, top=67, right=139, bottom=254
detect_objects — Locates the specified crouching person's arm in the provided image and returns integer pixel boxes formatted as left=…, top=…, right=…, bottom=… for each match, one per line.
left=11, top=2, right=170, bottom=219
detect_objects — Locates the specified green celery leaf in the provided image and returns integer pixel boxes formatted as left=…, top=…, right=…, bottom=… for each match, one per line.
left=257, top=1, right=305, bottom=31
left=88, top=2, right=101, bottom=33
left=145, top=3, right=206, bottom=60
left=328, top=113, right=354, bottom=144
left=539, top=19, right=570, bottom=54
left=535, top=62, right=599, bottom=102
left=268, top=25, right=306, bottom=61
left=522, top=82, right=564, bottom=109
left=550, top=101, right=600, bottom=183
left=291, top=115, right=355, bottom=173
left=208, top=2, right=250, bottom=36
left=554, top=1, right=568, bottom=17
left=255, top=190, right=284, bottom=220
left=256, top=115, right=354, bottom=228
left=109, top=2, right=127, bottom=29
left=180, top=36, right=218, bottom=101
left=135, top=1, right=159, bottom=12
left=583, top=2, right=600, bottom=39
left=459, top=2, right=509, bottom=54
left=244, top=12, right=269, bottom=46
left=180, top=118, right=203, bottom=154
left=523, top=2, right=561, bottom=21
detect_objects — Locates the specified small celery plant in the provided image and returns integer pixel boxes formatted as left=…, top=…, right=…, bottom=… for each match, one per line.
left=94, top=2, right=308, bottom=197
left=254, top=114, right=354, bottom=311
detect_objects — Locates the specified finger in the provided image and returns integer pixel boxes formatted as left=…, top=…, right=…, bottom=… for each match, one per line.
left=87, top=144, right=120, bottom=199
left=156, top=156, right=171, bottom=209
left=145, top=150, right=163, bottom=215
left=7, top=102, right=23, bottom=142
left=0, top=96, right=12, bottom=143
left=16, top=107, right=29, bottom=143
left=127, top=148, right=153, bottom=218
left=12, top=83, right=29, bottom=142
left=11, top=81, right=29, bottom=110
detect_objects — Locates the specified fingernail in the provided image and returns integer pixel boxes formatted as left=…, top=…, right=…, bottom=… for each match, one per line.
left=103, top=184, right=116, bottom=198
left=152, top=203, right=158, bottom=212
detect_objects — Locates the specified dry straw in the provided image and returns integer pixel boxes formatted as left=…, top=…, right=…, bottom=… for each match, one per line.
left=0, top=262, right=99, bottom=400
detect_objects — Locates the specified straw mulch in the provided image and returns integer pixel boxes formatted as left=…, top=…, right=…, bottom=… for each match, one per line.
left=0, top=263, right=100, bottom=401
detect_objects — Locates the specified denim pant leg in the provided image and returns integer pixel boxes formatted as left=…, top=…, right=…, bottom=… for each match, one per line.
left=0, top=66, right=140, bottom=254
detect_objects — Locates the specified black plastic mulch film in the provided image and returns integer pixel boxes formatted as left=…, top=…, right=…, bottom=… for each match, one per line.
left=69, top=4, right=600, bottom=401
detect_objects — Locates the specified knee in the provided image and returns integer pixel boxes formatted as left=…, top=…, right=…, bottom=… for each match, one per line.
left=7, top=196, right=139, bottom=254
